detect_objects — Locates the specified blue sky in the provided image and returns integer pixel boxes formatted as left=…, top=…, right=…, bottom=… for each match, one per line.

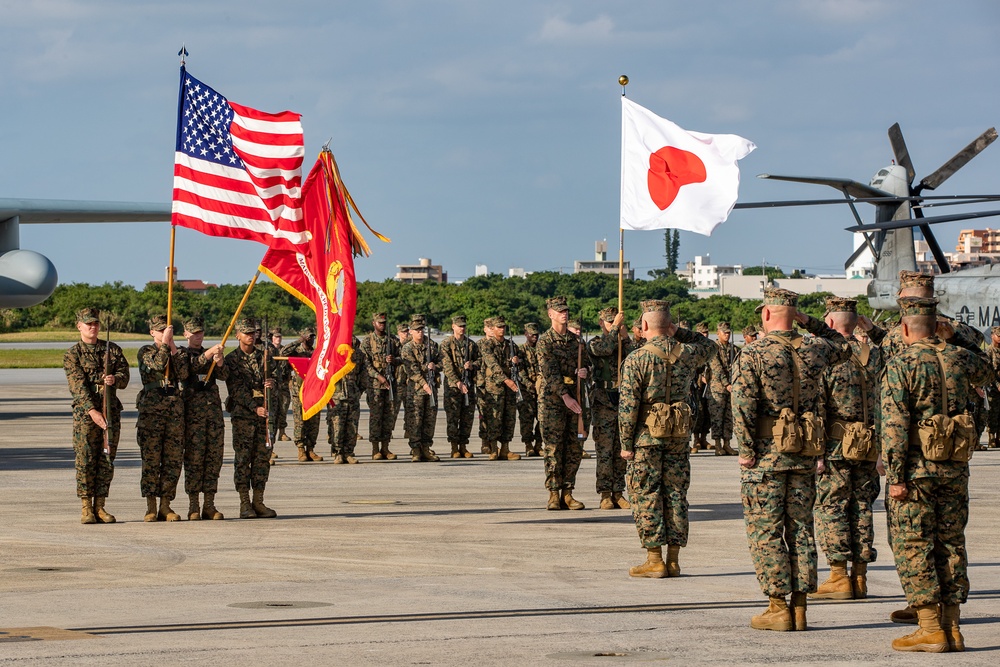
left=3, top=0, right=1000, bottom=287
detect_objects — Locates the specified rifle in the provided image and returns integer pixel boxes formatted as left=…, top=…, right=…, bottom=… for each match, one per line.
left=507, top=329, right=524, bottom=404
left=425, top=331, right=437, bottom=408
left=383, top=333, right=396, bottom=404
left=462, top=336, right=472, bottom=407
left=263, top=317, right=273, bottom=451
left=576, top=325, right=587, bottom=441
left=580, top=327, right=590, bottom=411
left=102, top=322, right=112, bottom=455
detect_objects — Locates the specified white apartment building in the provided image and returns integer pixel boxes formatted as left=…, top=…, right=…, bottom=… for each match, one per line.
left=676, top=255, right=743, bottom=290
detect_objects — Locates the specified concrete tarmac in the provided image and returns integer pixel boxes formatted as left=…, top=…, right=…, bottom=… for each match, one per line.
left=1, top=369, right=998, bottom=665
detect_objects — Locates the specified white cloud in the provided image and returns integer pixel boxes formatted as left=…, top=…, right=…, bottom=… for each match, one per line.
left=538, top=13, right=615, bottom=42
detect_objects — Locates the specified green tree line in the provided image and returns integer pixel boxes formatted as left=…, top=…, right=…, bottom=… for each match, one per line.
left=0, top=273, right=869, bottom=337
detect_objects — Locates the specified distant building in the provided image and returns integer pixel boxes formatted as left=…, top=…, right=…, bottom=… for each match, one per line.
left=956, top=228, right=1000, bottom=253
left=716, top=275, right=871, bottom=300
left=675, top=255, right=742, bottom=290
left=395, top=258, right=447, bottom=284
left=475, top=264, right=489, bottom=277
left=508, top=267, right=528, bottom=278
left=574, top=240, right=634, bottom=280
left=847, top=232, right=875, bottom=279
left=148, top=267, right=217, bottom=295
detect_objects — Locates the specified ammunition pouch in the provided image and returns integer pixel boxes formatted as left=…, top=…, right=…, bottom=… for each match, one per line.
left=911, top=412, right=976, bottom=462
left=756, top=408, right=823, bottom=457
left=799, top=411, right=824, bottom=457
left=641, top=401, right=692, bottom=439
left=829, top=418, right=878, bottom=462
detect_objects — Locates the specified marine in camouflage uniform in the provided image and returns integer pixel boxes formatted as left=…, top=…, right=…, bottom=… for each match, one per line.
left=588, top=306, right=634, bottom=509
left=180, top=317, right=228, bottom=521
left=619, top=301, right=715, bottom=577
left=394, top=323, right=411, bottom=436
left=136, top=314, right=190, bottom=522
left=476, top=319, right=492, bottom=451
left=707, top=321, right=738, bottom=456
left=64, top=307, right=130, bottom=524
left=732, top=288, right=850, bottom=631
left=690, top=322, right=712, bottom=453
left=478, top=315, right=523, bottom=461
left=518, top=323, right=543, bottom=456
left=881, top=296, right=993, bottom=652
left=439, top=315, right=479, bottom=458
left=268, top=327, right=291, bottom=444
left=281, top=327, right=323, bottom=462
left=811, top=298, right=885, bottom=601
left=984, top=327, right=1000, bottom=449
left=401, top=315, right=441, bottom=462
left=327, top=335, right=366, bottom=464
left=360, top=313, right=400, bottom=461
left=537, top=296, right=591, bottom=510
left=742, top=325, right=759, bottom=345
left=224, top=318, right=278, bottom=519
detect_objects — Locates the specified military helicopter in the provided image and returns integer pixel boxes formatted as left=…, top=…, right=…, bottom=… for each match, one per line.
left=738, top=123, right=1000, bottom=334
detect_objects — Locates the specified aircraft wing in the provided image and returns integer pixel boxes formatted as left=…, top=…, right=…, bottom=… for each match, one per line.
left=757, top=174, right=889, bottom=200
left=0, top=198, right=170, bottom=223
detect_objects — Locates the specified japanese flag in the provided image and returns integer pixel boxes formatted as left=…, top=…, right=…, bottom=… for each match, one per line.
left=620, top=97, right=755, bottom=235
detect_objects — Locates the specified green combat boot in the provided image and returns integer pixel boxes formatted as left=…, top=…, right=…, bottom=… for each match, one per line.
left=892, top=604, right=948, bottom=653
left=81, top=497, right=97, bottom=525
left=629, top=547, right=667, bottom=578
left=750, top=597, right=792, bottom=632
left=94, top=497, right=115, bottom=524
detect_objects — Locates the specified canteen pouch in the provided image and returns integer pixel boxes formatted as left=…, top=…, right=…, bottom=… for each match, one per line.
left=667, top=401, right=692, bottom=438
left=951, top=413, right=977, bottom=463
left=771, top=407, right=802, bottom=453
left=798, top=412, right=825, bottom=457
left=916, top=414, right=954, bottom=462
left=841, top=422, right=878, bottom=462
left=643, top=401, right=692, bottom=439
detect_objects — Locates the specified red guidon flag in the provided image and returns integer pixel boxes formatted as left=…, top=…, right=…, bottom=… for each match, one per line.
left=171, top=67, right=309, bottom=249
left=620, top=97, right=756, bottom=235
left=261, top=150, right=388, bottom=419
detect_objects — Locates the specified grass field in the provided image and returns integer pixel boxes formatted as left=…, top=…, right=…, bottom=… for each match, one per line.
left=0, top=330, right=149, bottom=343
left=0, top=348, right=141, bottom=369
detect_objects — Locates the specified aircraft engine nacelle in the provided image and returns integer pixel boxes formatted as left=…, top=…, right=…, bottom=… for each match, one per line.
left=0, top=249, right=58, bottom=308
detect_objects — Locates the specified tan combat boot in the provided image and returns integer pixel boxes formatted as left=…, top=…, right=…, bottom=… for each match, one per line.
left=532, top=442, right=543, bottom=457
left=750, top=596, right=793, bottom=631
left=892, top=603, right=948, bottom=652
left=666, top=545, right=681, bottom=577
left=94, top=497, right=115, bottom=524
left=421, top=445, right=440, bottom=462
left=158, top=497, right=181, bottom=522
left=188, top=494, right=202, bottom=521
left=499, top=442, right=521, bottom=461
left=81, top=497, right=97, bottom=524
left=690, top=440, right=700, bottom=455
left=410, top=447, right=422, bottom=462
left=296, top=445, right=308, bottom=462
left=546, top=490, right=562, bottom=510
left=372, top=443, right=384, bottom=460
left=144, top=496, right=158, bottom=522
left=890, top=605, right=918, bottom=625
left=810, top=561, right=852, bottom=600
left=487, top=440, right=499, bottom=461
left=613, top=493, right=631, bottom=510
left=450, top=443, right=461, bottom=459
left=332, top=453, right=345, bottom=464
left=790, top=592, right=808, bottom=631
left=722, top=441, right=737, bottom=456
left=278, top=429, right=291, bottom=441
left=238, top=490, right=254, bottom=518
left=599, top=492, right=614, bottom=510
left=202, top=493, right=224, bottom=520
left=713, top=439, right=725, bottom=456
left=459, top=444, right=474, bottom=458
left=307, top=447, right=323, bottom=461
left=561, top=489, right=585, bottom=510
left=629, top=547, right=667, bottom=578
left=345, top=452, right=359, bottom=464
left=380, top=442, right=397, bottom=460
left=942, top=603, right=964, bottom=652
left=525, top=444, right=535, bottom=457
left=851, top=562, right=868, bottom=599
left=251, top=488, right=277, bottom=518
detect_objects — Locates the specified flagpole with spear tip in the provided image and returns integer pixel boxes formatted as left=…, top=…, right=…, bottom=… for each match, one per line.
left=165, top=44, right=189, bottom=383
left=617, top=75, right=628, bottom=377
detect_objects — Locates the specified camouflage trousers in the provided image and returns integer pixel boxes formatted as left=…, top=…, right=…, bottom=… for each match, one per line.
left=406, top=387, right=438, bottom=447
left=73, top=410, right=120, bottom=498
left=592, top=399, right=626, bottom=494
left=137, top=399, right=185, bottom=500
left=517, top=389, right=541, bottom=446
left=289, top=386, right=320, bottom=448
left=327, top=398, right=361, bottom=456
left=272, top=383, right=290, bottom=434
left=742, top=468, right=818, bottom=597
left=231, top=415, right=271, bottom=491
left=988, top=387, right=1000, bottom=442
left=707, top=390, right=733, bottom=441
left=366, top=387, right=395, bottom=443
left=627, top=442, right=690, bottom=548
left=443, top=385, right=476, bottom=445
left=482, top=389, right=517, bottom=444
left=539, top=398, right=585, bottom=491
left=394, top=379, right=407, bottom=435
left=477, top=389, right=488, bottom=441
left=887, top=474, right=970, bottom=607
left=694, top=393, right=710, bottom=437
left=814, top=457, right=879, bottom=564
left=183, top=393, right=225, bottom=495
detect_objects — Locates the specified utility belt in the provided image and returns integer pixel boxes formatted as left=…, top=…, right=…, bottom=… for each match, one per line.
left=908, top=413, right=976, bottom=463
left=755, top=409, right=824, bottom=457
left=189, top=376, right=217, bottom=392
left=639, top=401, right=692, bottom=439
left=827, top=417, right=878, bottom=462
left=142, top=381, right=181, bottom=396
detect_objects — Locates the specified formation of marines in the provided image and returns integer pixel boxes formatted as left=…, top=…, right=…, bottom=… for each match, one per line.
left=64, top=270, right=993, bottom=652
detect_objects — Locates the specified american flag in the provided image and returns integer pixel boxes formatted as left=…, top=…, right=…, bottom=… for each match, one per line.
left=171, top=68, right=308, bottom=248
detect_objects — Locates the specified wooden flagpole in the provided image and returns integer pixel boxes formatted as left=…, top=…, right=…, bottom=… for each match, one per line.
left=164, top=225, right=176, bottom=381
left=616, top=75, right=629, bottom=379
left=204, top=270, right=261, bottom=382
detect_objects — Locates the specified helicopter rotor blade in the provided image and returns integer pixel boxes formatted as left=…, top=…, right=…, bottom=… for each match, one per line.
left=888, top=123, right=916, bottom=184
left=918, top=127, right=998, bottom=192
left=846, top=208, right=1000, bottom=232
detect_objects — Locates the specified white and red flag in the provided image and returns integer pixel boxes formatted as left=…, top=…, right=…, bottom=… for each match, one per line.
left=620, top=97, right=756, bottom=235
left=171, top=67, right=309, bottom=249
